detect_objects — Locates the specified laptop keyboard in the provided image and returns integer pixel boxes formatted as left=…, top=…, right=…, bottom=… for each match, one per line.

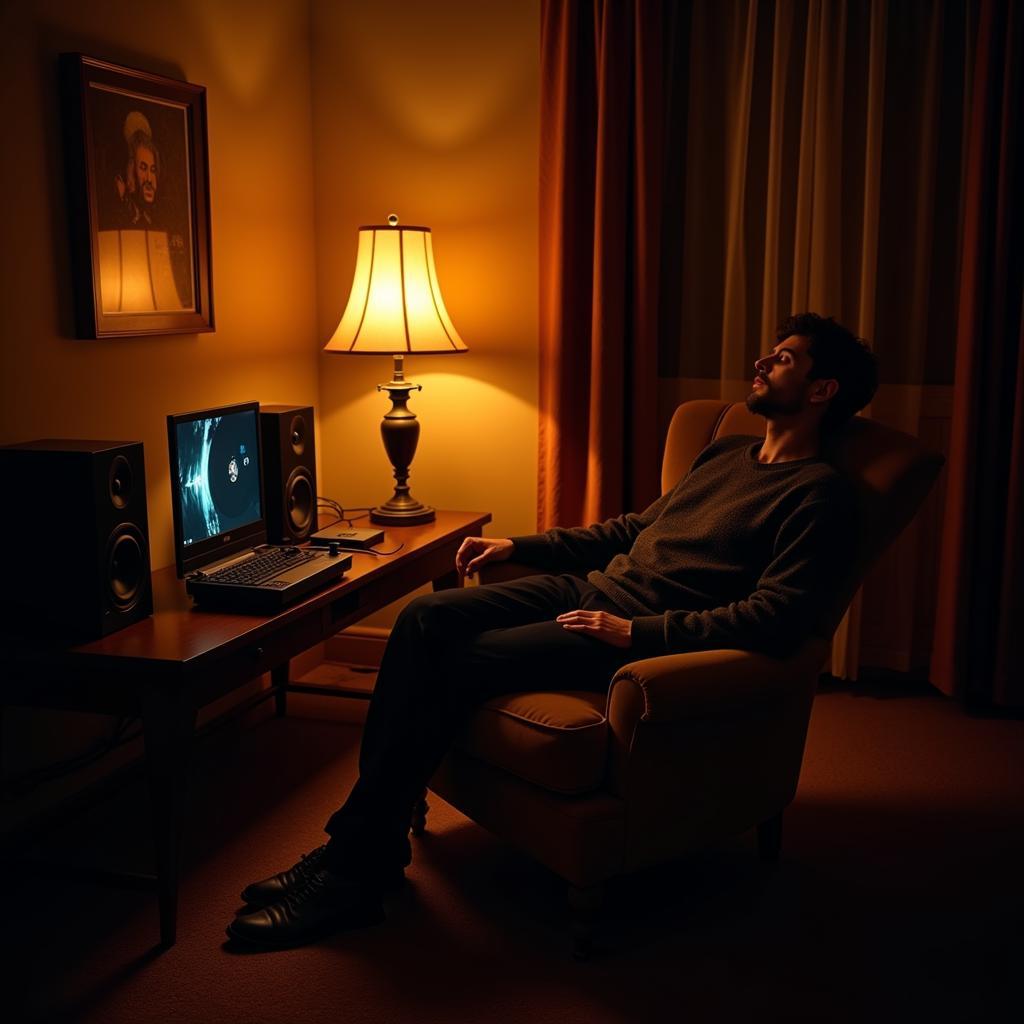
left=206, top=547, right=317, bottom=586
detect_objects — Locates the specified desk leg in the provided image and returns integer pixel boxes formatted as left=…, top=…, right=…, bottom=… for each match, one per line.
left=142, top=689, right=197, bottom=949
left=272, top=662, right=289, bottom=717
left=432, top=568, right=462, bottom=592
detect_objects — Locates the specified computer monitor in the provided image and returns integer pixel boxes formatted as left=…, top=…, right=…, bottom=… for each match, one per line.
left=166, top=401, right=266, bottom=577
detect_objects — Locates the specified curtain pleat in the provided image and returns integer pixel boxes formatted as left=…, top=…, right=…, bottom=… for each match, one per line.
left=932, top=0, right=1024, bottom=706
left=538, top=0, right=662, bottom=531
left=996, top=305, right=1024, bottom=704
left=806, top=0, right=846, bottom=314
left=628, top=0, right=664, bottom=519
left=790, top=1, right=819, bottom=314
left=720, top=0, right=759, bottom=378
left=902, top=6, right=943, bottom=433
left=586, top=0, right=631, bottom=524
left=990, top=2, right=1024, bottom=707
left=856, top=0, right=886, bottom=340
left=758, top=0, right=793, bottom=350
left=833, top=0, right=887, bottom=683
left=539, top=0, right=597, bottom=532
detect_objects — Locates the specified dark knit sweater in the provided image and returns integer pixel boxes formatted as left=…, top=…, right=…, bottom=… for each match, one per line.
left=510, top=436, right=855, bottom=658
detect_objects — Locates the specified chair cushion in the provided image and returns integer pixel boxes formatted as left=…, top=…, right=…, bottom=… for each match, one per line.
left=454, top=691, right=609, bottom=795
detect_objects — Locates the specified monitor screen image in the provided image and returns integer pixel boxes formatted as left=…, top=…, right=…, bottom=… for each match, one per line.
left=173, top=407, right=262, bottom=547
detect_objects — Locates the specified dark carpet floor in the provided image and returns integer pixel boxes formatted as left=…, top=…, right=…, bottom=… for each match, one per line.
left=5, top=679, right=1022, bottom=1024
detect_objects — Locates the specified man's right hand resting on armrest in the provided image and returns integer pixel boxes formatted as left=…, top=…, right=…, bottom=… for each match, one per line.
left=455, top=536, right=514, bottom=579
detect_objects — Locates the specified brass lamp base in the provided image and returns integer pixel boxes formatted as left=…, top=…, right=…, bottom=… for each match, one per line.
left=370, top=500, right=435, bottom=526
left=372, top=354, right=436, bottom=526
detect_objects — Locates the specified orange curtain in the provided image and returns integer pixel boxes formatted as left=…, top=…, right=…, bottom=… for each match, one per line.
left=931, top=0, right=1024, bottom=708
left=538, top=0, right=664, bottom=530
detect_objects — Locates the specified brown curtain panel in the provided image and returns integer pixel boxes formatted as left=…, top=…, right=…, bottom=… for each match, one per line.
left=538, top=0, right=664, bottom=529
left=931, top=0, right=1024, bottom=708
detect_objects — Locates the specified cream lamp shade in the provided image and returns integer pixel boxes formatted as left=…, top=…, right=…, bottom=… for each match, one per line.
left=323, top=216, right=467, bottom=525
left=324, top=217, right=467, bottom=354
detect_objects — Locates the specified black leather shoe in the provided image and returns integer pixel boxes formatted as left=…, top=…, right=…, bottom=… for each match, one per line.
left=241, top=845, right=326, bottom=907
left=228, top=868, right=385, bottom=949
left=241, top=845, right=404, bottom=907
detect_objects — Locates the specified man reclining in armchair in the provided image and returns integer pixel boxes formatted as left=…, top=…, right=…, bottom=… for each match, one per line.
left=228, top=312, right=878, bottom=948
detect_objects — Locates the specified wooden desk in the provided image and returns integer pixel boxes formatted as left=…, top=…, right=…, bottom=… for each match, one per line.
left=1, top=510, right=490, bottom=947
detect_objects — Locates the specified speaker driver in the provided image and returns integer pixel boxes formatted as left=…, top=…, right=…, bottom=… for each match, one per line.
left=285, top=468, right=314, bottom=538
left=289, top=415, right=306, bottom=456
left=109, top=454, right=134, bottom=509
left=106, top=524, right=147, bottom=611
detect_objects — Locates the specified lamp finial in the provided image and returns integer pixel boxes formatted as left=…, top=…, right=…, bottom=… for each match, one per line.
left=387, top=213, right=399, bottom=226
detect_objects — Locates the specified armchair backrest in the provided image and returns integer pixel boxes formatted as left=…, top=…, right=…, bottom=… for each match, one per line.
left=661, top=400, right=946, bottom=639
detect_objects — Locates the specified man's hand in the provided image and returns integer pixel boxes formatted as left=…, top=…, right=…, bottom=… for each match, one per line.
left=556, top=610, right=633, bottom=648
left=456, top=536, right=514, bottom=578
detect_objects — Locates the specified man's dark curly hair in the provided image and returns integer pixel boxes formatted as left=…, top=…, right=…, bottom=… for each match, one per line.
left=777, top=313, right=879, bottom=433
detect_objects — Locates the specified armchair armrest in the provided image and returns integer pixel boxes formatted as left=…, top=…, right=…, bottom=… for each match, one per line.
left=602, top=639, right=828, bottom=863
left=607, top=638, right=828, bottom=725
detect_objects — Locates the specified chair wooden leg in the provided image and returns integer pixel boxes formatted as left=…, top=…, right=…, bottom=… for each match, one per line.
left=410, top=789, right=429, bottom=837
left=568, top=882, right=604, bottom=961
left=757, top=810, right=784, bottom=862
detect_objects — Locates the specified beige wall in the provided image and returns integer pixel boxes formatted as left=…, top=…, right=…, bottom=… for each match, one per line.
left=310, top=0, right=540, bottom=554
left=0, top=0, right=321, bottom=573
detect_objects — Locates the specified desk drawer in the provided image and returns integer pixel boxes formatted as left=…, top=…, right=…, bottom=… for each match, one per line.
left=199, top=613, right=326, bottom=702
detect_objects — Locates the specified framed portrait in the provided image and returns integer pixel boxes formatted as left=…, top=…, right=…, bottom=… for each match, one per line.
left=60, top=54, right=214, bottom=338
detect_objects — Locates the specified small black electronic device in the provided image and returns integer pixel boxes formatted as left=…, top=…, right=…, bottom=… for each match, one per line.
left=166, top=401, right=349, bottom=612
left=309, top=525, right=385, bottom=550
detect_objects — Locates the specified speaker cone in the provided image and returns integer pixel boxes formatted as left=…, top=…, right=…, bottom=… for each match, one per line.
left=285, top=468, right=314, bottom=538
left=289, top=415, right=306, bottom=456
left=106, top=524, right=147, bottom=611
left=109, top=455, right=134, bottom=509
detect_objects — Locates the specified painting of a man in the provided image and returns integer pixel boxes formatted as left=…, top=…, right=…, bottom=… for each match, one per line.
left=62, top=54, right=213, bottom=337
left=116, top=111, right=161, bottom=227
left=89, top=91, right=194, bottom=313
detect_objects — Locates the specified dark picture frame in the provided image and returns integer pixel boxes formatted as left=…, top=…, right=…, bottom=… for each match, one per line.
left=60, top=54, right=214, bottom=338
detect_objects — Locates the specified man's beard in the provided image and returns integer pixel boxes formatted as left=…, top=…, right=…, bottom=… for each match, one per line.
left=745, top=389, right=805, bottom=417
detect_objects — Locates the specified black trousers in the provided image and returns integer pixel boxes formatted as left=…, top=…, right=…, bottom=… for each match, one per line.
left=323, top=573, right=635, bottom=876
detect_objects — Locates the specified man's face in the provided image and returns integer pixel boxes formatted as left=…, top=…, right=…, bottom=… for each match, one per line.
left=746, top=334, right=819, bottom=418
left=134, top=145, right=157, bottom=205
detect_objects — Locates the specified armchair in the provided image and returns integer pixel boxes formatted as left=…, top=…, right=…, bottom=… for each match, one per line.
left=423, top=400, right=945, bottom=956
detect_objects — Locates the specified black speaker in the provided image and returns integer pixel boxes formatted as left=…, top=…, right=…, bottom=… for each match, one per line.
left=0, top=439, right=153, bottom=643
left=259, top=405, right=318, bottom=543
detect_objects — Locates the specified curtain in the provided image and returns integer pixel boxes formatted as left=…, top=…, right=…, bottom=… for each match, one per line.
left=538, top=0, right=664, bottom=530
left=931, top=0, right=1024, bottom=708
left=540, top=0, right=1021, bottom=701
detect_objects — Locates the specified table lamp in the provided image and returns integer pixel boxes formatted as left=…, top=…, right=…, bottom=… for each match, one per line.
left=324, top=215, right=468, bottom=525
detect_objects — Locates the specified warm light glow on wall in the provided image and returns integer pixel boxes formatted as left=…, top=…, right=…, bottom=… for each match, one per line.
left=188, top=0, right=281, bottom=101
